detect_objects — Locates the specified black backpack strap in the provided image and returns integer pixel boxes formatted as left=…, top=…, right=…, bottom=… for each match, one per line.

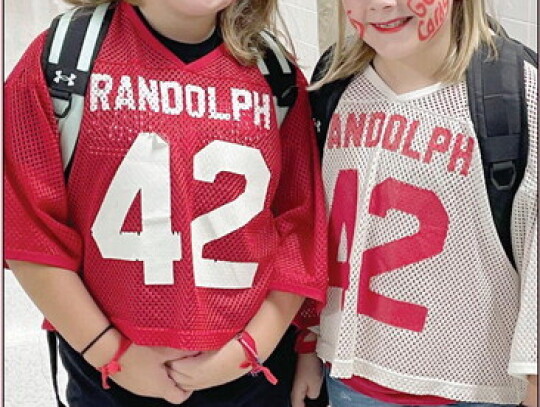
left=42, top=5, right=113, bottom=405
left=42, top=3, right=114, bottom=176
left=487, top=14, right=509, bottom=38
left=47, top=331, right=66, bottom=407
left=257, top=31, right=297, bottom=127
left=466, top=36, right=534, bottom=266
left=309, top=46, right=354, bottom=157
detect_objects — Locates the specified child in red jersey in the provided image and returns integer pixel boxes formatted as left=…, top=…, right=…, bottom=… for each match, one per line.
left=292, top=0, right=537, bottom=407
left=4, top=0, right=327, bottom=406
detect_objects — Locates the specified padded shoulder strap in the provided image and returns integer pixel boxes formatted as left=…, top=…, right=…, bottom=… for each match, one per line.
left=466, top=35, right=530, bottom=266
left=309, top=46, right=353, bottom=157
left=257, top=31, right=297, bottom=127
left=43, top=3, right=114, bottom=173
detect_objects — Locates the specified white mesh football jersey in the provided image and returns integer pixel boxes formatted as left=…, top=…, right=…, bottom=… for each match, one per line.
left=317, top=63, right=537, bottom=404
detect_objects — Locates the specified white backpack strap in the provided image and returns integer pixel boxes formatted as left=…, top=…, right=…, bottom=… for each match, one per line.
left=256, top=31, right=297, bottom=128
left=43, top=3, right=113, bottom=172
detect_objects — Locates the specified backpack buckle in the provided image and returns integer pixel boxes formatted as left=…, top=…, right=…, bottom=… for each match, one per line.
left=50, top=88, right=73, bottom=119
left=490, top=161, right=517, bottom=191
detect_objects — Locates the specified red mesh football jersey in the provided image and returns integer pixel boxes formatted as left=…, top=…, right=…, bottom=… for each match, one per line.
left=4, top=2, right=328, bottom=350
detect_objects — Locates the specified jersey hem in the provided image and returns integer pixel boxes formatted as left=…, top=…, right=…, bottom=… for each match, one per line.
left=339, top=375, right=455, bottom=405
left=508, top=362, right=538, bottom=378
left=268, top=282, right=325, bottom=303
left=317, top=342, right=526, bottom=404
left=112, top=318, right=241, bottom=351
left=3, top=250, right=79, bottom=272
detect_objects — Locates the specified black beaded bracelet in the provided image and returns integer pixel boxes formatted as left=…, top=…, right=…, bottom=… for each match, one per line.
left=80, top=324, right=114, bottom=356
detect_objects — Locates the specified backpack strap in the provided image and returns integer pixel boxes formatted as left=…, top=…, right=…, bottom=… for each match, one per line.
left=43, top=3, right=114, bottom=175
left=257, top=31, right=297, bottom=127
left=46, top=331, right=66, bottom=407
left=309, top=46, right=353, bottom=157
left=466, top=35, right=534, bottom=266
left=42, top=5, right=114, bottom=406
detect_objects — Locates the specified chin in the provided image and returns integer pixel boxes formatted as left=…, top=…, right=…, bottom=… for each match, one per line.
left=371, top=46, right=415, bottom=62
left=169, top=0, right=235, bottom=17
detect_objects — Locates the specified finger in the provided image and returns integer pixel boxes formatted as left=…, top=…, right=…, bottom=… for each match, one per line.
left=305, top=382, right=322, bottom=399
left=167, top=361, right=191, bottom=376
left=154, top=347, right=200, bottom=362
left=153, top=369, right=191, bottom=404
left=167, top=355, right=199, bottom=373
left=167, top=367, right=194, bottom=388
left=163, top=384, right=192, bottom=405
left=291, top=385, right=307, bottom=407
left=167, top=352, right=201, bottom=364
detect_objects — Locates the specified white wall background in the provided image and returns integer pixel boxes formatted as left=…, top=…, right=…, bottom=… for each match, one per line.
left=491, top=0, right=538, bottom=51
left=3, top=1, right=537, bottom=406
left=279, top=0, right=320, bottom=77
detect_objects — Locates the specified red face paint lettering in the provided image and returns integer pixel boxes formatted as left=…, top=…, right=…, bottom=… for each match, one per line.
left=347, top=10, right=366, bottom=38
left=407, top=0, right=436, bottom=18
left=408, top=0, right=450, bottom=41
left=418, top=0, right=450, bottom=40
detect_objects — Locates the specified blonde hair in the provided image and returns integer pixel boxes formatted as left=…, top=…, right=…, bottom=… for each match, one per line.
left=314, top=0, right=497, bottom=89
left=62, top=0, right=289, bottom=66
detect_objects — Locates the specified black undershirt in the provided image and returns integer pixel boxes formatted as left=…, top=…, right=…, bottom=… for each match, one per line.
left=135, top=7, right=223, bottom=63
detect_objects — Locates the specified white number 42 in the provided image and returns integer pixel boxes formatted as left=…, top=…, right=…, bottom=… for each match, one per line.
left=91, top=133, right=270, bottom=288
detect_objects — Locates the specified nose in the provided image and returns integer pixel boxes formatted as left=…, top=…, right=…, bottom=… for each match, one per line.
left=368, top=0, right=397, bottom=11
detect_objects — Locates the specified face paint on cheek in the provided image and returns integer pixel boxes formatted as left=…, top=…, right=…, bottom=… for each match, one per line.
left=409, top=0, right=450, bottom=41
left=407, top=0, right=436, bottom=17
left=347, top=10, right=366, bottom=38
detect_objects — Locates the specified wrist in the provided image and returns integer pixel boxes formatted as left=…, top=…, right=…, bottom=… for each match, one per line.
left=83, top=327, right=123, bottom=369
left=97, top=335, right=132, bottom=389
left=295, top=329, right=317, bottom=354
left=236, top=331, right=278, bottom=385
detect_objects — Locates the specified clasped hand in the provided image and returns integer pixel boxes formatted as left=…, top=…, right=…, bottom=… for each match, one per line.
left=165, top=337, right=249, bottom=392
left=110, top=337, right=249, bottom=404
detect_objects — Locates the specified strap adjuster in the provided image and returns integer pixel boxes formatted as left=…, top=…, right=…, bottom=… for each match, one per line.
left=490, top=161, right=517, bottom=191
left=50, top=89, right=73, bottom=119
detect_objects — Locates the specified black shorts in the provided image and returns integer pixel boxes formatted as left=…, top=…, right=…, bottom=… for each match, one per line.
left=57, top=326, right=297, bottom=407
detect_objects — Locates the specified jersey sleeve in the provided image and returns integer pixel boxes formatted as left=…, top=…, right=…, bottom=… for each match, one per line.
left=508, top=61, right=537, bottom=378
left=4, top=32, right=83, bottom=272
left=268, top=67, right=328, bottom=304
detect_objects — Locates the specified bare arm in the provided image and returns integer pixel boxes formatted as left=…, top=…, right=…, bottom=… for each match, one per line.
left=7, top=260, right=191, bottom=403
left=8, top=260, right=115, bottom=366
left=524, top=375, right=537, bottom=407
left=244, top=291, right=305, bottom=361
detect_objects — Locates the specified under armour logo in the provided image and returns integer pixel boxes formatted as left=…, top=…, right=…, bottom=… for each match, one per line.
left=53, top=70, right=77, bottom=87
left=314, top=119, right=322, bottom=134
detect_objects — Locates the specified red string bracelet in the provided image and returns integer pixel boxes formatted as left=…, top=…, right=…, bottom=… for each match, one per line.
left=236, top=331, right=278, bottom=385
left=97, top=336, right=132, bottom=389
left=294, top=329, right=317, bottom=354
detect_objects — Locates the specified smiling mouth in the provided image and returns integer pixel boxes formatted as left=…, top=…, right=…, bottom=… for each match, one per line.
left=371, top=17, right=412, bottom=32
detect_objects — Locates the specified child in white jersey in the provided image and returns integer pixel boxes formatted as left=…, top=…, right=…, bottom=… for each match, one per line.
left=4, top=0, right=328, bottom=406
left=291, top=0, right=537, bottom=406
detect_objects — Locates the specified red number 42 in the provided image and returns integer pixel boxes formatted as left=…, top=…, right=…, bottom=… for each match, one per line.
left=328, top=170, right=449, bottom=332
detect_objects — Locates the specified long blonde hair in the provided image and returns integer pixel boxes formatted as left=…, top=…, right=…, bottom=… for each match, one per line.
left=62, top=0, right=288, bottom=66
left=314, top=0, right=496, bottom=88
